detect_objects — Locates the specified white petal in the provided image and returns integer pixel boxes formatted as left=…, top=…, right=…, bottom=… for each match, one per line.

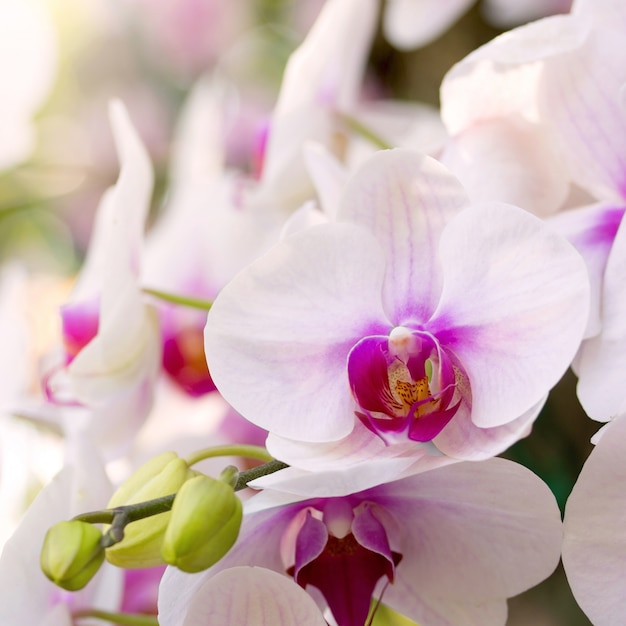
left=562, top=414, right=626, bottom=625
left=205, top=222, right=389, bottom=442
left=183, top=567, right=326, bottom=626
left=339, top=149, right=469, bottom=323
left=430, top=202, right=589, bottom=427
left=379, top=458, right=562, bottom=609
left=576, top=211, right=626, bottom=420
left=441, top=15, right=589, bottom=134
left=440, top=115, right=569, bottom=217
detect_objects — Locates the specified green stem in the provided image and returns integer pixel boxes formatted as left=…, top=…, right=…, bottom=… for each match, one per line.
left=142, top=287, right=213, bottom=311
left=336, top=112, right=393, bottom=151
left=234, top=459, right=289, bottom=491
left=73, top=608, right=158, bottom=626
left=73, top=494, right=177, bottom=525
left=185, top=444, right=274, bottom=467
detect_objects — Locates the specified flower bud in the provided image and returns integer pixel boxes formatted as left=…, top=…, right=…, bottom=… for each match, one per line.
left=40, top=520, right=105, bottom=591
left=105, top=451, right=196, bottom=568
left=161, top=475, right=242, bottom=573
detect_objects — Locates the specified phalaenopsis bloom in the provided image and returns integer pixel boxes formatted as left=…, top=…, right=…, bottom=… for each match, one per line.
left=159, top=458, right=562, bottom=626
left=205, top=148, right=589, bottom=463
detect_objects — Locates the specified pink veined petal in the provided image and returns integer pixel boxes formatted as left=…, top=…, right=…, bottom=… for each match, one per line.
left=383, top=0, right=473, bottom=50
left=539, top=14, right=626, bottom=202
left=576, top=212, right=626, bottom=420
left=562, top=414, right=626, bottom=626
left=182, top=567, right=327, bottom=626
left=367, top=458, right=562, bottom=615
left=204, top=222, right=390, bottom=442
left=430, top=202, right=589, bottom=428
left=338, top=149, right=469, bottom=324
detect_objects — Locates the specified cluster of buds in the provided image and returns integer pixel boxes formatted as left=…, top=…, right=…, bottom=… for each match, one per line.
left=40, top=451, right=245, bottom=591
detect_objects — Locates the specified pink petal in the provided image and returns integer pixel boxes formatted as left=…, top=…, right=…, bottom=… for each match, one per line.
left=539, top=13, right=626, bottom=202
left=339, top=149, right=469, bottom=323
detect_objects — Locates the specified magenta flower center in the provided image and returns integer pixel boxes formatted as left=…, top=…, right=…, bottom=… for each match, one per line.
left=347, top=326, right=467, bottom=443
left=285, top=501, right=401, bottom=626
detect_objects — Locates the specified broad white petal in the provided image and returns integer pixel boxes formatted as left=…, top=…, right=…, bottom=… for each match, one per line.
left=376, top=458, right=562, bottom=609
left=183, top=567, right=326, bottom=626
left=539, top=20, right=626, bottom=202
left=441, top=15, right=589, bottom=134
left=562, top=414, right=626, bottom=625
left=205, top=222, right=389, bottom=442
left=430, top=202, right=589, bottom=427
left=440, top=115, right=569, bottom=217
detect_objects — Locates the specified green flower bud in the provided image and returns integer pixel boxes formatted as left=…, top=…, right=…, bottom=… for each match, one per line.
left=161, top=475, right=242, bottom=573
left=105, top=451, right=196, bottom=568
left=40, top=520, right=105, bottom=591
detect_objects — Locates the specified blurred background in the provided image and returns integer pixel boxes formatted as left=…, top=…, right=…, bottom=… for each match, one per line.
left=0, top=0, right=596, bottom=623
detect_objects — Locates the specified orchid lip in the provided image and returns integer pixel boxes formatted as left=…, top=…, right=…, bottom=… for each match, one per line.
left=347, top=327, right=468, bottom=444
left=286, top=500, right=401, bottom=626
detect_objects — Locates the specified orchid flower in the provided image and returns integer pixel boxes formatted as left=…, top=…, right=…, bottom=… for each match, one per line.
left=205, top=148, right=589, bottom=463
left=383, top=0, right=572, bottom=50
left=159, top=457, right=562, bottom=626
left=43, top=101, right=161, bottom=458
left=562, top=414, right=626, bottom=625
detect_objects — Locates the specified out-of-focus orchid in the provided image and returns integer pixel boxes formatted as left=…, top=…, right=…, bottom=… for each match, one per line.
left=123, top=0, right=252, bottom=80
left=0, top=436, right=123, bottom=625
left=43, top=101, right=161, bottom=458
left=562, top=414, right=626, bottom=625
left=205, top=149, right=589, bottom=463
left=160, top=458, right=562, bottom=626
left=383, top=0, right=572, bottom=50
left=253, top=0, right=378, bottom=213
left=0, top=0, right=57, bottom=170
left=142, top=76, right=280, bottom=399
